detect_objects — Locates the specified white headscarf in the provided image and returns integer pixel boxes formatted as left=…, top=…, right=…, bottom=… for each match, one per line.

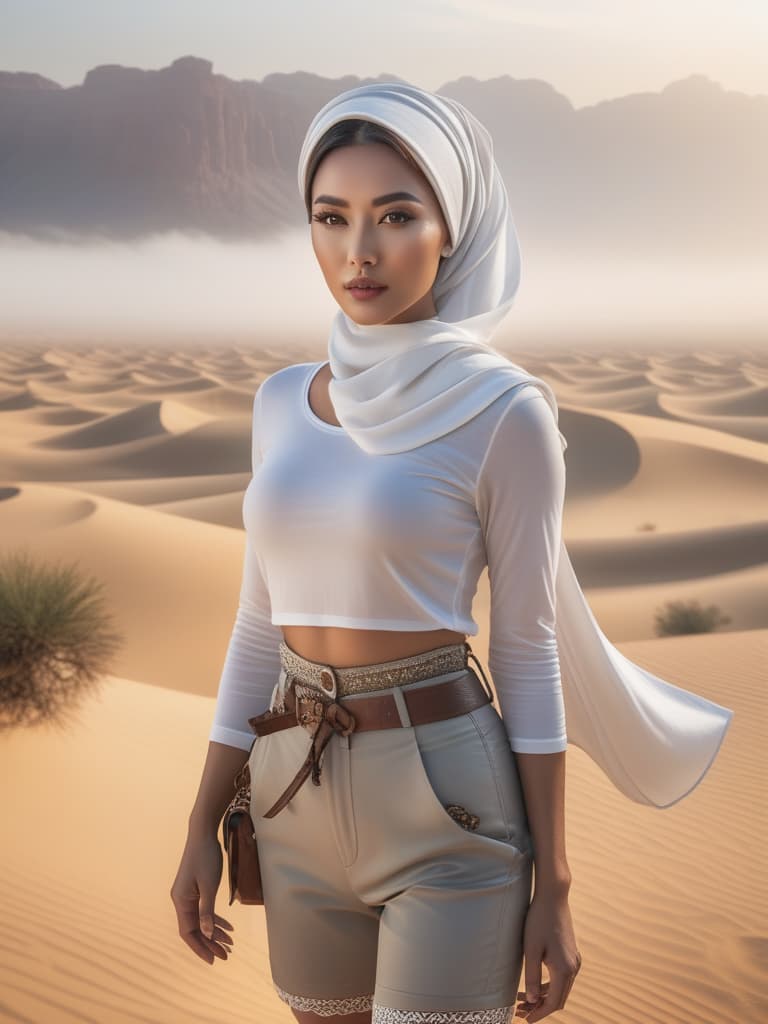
left=296, top=82, right=734, bottom=808
left=297, top=81, right=567, bottom=456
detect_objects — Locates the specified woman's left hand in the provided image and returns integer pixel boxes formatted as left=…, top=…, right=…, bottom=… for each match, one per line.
left=514, top=889, right=582, bottom=1021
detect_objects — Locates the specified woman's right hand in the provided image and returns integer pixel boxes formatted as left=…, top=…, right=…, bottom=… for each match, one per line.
left=170, top=831, right=235, bottom=964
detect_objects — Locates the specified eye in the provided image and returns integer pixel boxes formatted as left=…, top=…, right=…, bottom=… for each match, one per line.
left=381, top=210, right=412, bottom=224
left=312, top=211, right=343, bottom=226
left=311, top=210, right=414, bottom=227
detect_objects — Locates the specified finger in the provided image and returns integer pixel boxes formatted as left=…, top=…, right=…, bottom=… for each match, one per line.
left=516, top=979, right=549, bottom=1002
left=523, top=954, right=544, bottom=1004
left=176, top=903, right=229, bottom=962
left=215, top=926, right=235, bottom=947
left=199, top=899, right=216, bottom=940
left=514, top=980, right=549, bottom=1018
left=525, top=971, right=569, bottom=1023
left=176, top=900, right=206, bottom=937
left=200, top=932, right=230, bottom=960
left=212, top=915, right=235, bottom=945
left=179, top=929, right=216, bottom=964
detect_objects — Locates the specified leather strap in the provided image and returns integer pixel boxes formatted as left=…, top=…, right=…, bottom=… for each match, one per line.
left=247, top=668, right=491, bottom=736
left=246, top=669, right=492, bottom=819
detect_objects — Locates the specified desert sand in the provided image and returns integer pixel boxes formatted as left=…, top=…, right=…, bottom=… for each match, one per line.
left=0, top=342, right=765, bottom=1023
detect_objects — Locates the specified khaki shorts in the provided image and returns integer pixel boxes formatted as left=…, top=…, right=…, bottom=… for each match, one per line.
left=249, top=666, right=534, bottom=1023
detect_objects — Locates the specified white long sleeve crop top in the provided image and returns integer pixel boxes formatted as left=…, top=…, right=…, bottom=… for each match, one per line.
left=208, top=360, right=568, bottom=755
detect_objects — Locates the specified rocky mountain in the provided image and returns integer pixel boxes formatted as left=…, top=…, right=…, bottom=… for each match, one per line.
left=0, top=56, right=765, bottom=258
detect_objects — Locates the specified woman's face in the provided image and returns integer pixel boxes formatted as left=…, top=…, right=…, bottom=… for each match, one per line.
left=309, top=142, right=451, bottom=325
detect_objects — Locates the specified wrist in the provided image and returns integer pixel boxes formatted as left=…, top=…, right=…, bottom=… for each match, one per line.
left=187, top=811, right=223, bottom=842
left=532, top=866, right=572, bottom=900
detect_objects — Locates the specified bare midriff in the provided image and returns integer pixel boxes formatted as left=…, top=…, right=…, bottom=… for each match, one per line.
left=280, top=624, right=468, bottom=669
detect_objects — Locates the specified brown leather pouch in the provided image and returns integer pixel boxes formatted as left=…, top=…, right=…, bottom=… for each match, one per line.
left=221, top=758, right=264, bottom=906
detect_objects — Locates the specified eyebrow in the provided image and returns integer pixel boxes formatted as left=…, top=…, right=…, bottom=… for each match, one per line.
left=312, top=191, right=424, bottom=208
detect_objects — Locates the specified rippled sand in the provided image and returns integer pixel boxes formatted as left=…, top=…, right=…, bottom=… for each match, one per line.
left=1, top=342, right=765, bottom=1023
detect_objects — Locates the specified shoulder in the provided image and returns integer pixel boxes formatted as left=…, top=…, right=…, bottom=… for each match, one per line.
left=486, top=384, right=561, bottom=452
left=253, top=360, right=318, bottom=416
left=477, top=383, right=565, bottom=497
left=257, top=360, right=316, bottom=400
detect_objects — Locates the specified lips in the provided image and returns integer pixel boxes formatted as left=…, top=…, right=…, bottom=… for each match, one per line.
left=345, top=278, right=385, bottom=289
left=346, top=283, right=388, bottom=301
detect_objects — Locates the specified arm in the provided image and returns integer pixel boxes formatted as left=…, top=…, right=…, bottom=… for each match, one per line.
left=188, top=382, right=284, bottom=839
left=475, top=386, right=570, bottom=896
left=477, top=387, right=581, bottom=1015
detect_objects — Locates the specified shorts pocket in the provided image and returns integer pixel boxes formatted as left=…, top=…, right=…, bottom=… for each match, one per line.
left=249, top=725, right=313, bottom=822
left=468, top=702, right=533, bottom=855
left=412, top=708, right=532, bottom=855
left=247, top=732, right=269, bottom=779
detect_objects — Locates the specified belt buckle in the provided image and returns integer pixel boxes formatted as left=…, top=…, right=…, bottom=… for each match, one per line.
left=294, top=681, right=330, bottom=735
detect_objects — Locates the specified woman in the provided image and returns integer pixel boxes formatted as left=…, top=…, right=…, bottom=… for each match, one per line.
left=171, top=83, right=733, bottom=1024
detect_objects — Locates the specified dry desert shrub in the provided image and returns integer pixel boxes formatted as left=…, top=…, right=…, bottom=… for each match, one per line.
left=653, top=598, right=732, bottom=637
left=0, top=549, right=123, bottom=730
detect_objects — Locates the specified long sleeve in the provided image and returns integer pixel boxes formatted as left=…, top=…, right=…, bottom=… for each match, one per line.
left=208, top=383, right=284, bottom=750
left=476, top=386, right=568, bottom=754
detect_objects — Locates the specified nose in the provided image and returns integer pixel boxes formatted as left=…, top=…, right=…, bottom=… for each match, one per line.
left=347, top=221, right=378, bottom=269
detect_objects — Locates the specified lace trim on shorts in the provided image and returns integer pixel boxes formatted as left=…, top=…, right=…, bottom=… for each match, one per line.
left=273, top=982, right=374, bottom=1015
left=372, top=1006, right=514, bottom=1023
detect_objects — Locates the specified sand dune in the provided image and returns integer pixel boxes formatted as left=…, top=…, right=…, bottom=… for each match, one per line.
left=131, top=361, right=208, bottom=383
left=24, top=376, right=154, bottom=413
left=27, top=398, right=215, bottom=447
left=158, top=386, right=256, bottom=418
left=63, top=367, right=137, bottom=389
left=657, top=401, right=768, bottom=442
left=0, top=482, right=96, bottom=528
left=64, top=471, right=250, bottom=506
left=0, top=383, right=53, bottom=411
left=560, top=401, right=768, bottom=529
left=0, top=342, right=765, bottom=1023
left=130, top=376, right=219, bottom=396
left=0, top=626, right=763, bottom=1024
left=151, top=489, right=248, bottom=529
left=35, top=400, right=173, bottom=449
left=2, top=416, right=250, bottom=481
left=558, top=371, right=655, bottom=393
left=569, top=561, right=768, bottom=641
left=566, top=520, right=767, bottom=585
left=567, top=386, right=665, bottom=417
left=0, top=481, right=247, bottom=692
left=0, top=675, right=284, bottom=1024
left=26, top=404, right=105, bottom=427
left=743, top=364, right=768, bottom=387
left=1, top=343, right=765, bottom=643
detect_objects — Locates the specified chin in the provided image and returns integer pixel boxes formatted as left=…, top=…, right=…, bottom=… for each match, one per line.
left=342, top=303, right=396, bottom=326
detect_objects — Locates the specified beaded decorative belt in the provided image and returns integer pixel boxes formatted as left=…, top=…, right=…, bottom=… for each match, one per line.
left=278, top=639, right=475, bottom=697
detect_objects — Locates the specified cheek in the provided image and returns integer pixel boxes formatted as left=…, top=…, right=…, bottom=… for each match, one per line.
left=397, top=237, right=440, bottom=285
left=311, top=234, right=341, bottom=282
left=397, top=222, right=442, bottom=261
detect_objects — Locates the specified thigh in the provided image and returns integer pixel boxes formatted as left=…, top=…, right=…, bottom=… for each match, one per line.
left=251, top=727, right=381, bottom=1016
left=368, top=702, right=534, bottom=1016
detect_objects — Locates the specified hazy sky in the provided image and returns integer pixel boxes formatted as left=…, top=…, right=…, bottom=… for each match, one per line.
left=2, top=228, right=765, bottom=350
left=1, top=0, right=765, bottom=348
left=1, top=0, right=766, bottom=106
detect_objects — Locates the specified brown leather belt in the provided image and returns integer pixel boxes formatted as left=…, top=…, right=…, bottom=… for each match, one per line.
left=246, top=668, right=493, bottom=819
